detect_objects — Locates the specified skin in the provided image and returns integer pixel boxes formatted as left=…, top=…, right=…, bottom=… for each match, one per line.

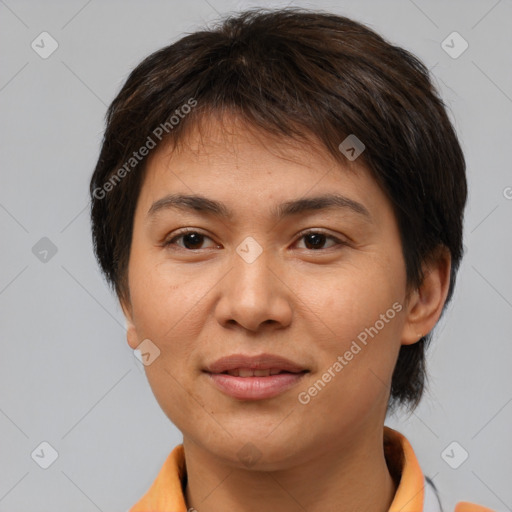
left=121, top=113, right=451, bottom=512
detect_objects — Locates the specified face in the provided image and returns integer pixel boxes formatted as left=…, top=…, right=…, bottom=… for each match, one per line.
left=122, top=114, right=416, bottom=469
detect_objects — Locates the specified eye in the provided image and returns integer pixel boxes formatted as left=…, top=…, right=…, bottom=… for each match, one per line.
left=294, top=230, right=348, bottom=251
left=163, top=229, right=219, bottom=251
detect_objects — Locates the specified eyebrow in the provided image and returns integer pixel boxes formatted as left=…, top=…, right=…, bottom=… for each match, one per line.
left=147, top=193, right=372, bottom=222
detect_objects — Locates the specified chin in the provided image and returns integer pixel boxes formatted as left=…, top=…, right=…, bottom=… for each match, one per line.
left=209, top=431, right=309, bottom=471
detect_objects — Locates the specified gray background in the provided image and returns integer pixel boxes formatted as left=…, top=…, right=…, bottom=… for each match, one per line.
left=0, top=0, right=511, bottom=510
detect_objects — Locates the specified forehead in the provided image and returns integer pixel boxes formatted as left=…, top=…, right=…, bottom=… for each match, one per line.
left=142, top=112, right=374, bottom=191
left=153, top=113, right=338, bottom=172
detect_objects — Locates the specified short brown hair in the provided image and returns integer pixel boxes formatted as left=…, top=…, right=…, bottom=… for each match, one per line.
left=89, top=7, right=467, bottom=412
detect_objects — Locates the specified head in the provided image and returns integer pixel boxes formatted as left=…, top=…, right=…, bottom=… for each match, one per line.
left=90, top=7, right=466, bottom=463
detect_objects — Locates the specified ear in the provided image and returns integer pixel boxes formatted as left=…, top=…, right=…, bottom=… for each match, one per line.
left=120, top=297, right=140, bottom=350
left=400, top=246, right=452, bottom=346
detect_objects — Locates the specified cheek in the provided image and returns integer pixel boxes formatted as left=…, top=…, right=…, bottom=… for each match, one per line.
left=127, top=244, right=230, bottom=378
left=305, top=261, right=405, bottom=403
left=317, top=258, right=403, bottom=342
left=127, top=258, right=212, bottom=430
left=128, top=244, right=209, bottom=340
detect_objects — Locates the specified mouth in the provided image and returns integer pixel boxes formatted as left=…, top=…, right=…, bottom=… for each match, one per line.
left=203, top=352, right=308, bottom=374
left=203, top=353, right=309, bottom=400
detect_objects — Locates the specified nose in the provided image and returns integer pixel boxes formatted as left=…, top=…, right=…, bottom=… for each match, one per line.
left=214, top=241, right=293, bottom=332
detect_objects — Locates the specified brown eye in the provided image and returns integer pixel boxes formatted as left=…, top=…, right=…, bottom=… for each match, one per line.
left=295, top=230, right=346, bottom=251
left=164, top=230, right=218, bottom=250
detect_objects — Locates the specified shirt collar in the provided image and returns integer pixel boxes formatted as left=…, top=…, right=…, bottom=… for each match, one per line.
left=385, top=426, right=427, bottom=511
left=130, top=426, right=427, bottom=512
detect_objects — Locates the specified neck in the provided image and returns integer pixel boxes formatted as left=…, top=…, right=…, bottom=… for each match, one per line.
left=183, top=425, right=397, bottom=512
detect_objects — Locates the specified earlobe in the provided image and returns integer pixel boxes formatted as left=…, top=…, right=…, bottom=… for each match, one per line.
left=400, top=247, right=452, bottom=346
left=126, top=321, right=140, bottom=350
left=120, top=298, right=140, bottom=350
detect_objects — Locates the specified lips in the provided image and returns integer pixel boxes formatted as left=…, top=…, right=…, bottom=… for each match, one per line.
left=203, top=353, right=309, bottom=400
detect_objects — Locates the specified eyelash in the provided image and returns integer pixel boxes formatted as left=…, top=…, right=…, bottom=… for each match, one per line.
left=162, top=228, right=349, bottom=252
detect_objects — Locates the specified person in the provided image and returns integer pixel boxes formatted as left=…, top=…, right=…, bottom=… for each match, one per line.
left=89, top=7, right=494, bottom=512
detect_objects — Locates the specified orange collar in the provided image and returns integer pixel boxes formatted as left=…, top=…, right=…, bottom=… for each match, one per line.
left=385, top=426, right=425, bottom=511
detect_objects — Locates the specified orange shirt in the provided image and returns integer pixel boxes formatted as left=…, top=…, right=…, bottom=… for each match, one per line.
left=129, top=426, right=494, bottom=512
